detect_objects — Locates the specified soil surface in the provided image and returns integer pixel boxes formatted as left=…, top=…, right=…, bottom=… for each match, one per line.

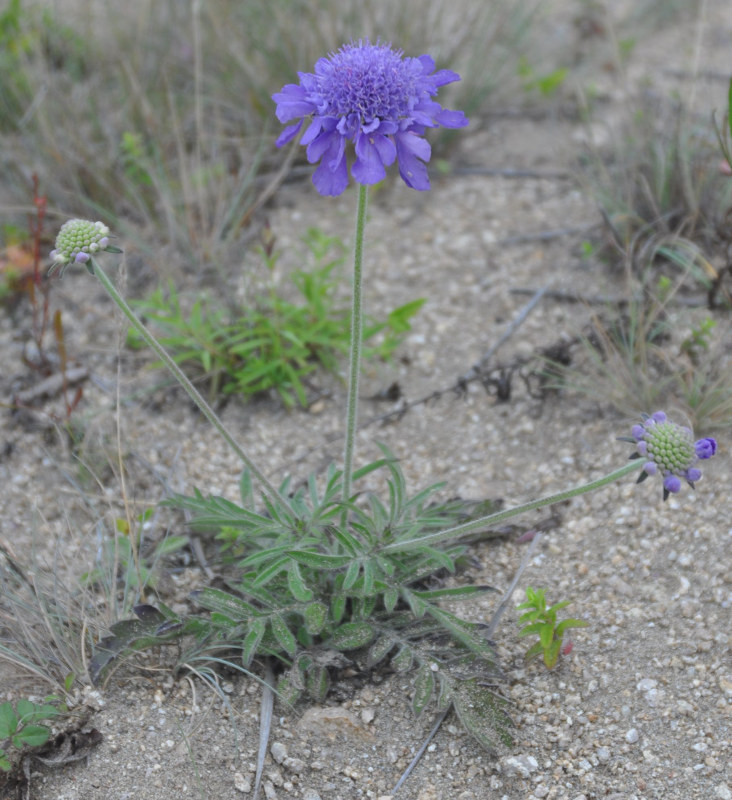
left=1, top=4, right=731, bottom=800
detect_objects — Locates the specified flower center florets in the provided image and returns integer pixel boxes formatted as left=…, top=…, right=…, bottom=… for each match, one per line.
left=52, top=219, right=110, bottom=265
left=644, top=421, right=695, bottom=473
left=318, top=42, right=416, bottom=123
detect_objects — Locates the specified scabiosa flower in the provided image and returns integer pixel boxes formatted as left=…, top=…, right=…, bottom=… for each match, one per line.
left=272, top=39, right=468, bottom=196
left=49, top=219, right=111, bottom=275
left=624, top=411, right=717, bottom=500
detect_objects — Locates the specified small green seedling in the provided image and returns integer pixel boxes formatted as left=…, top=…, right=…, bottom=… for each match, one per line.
left=517, top=586, right=587, bottom=669
left=0, top=697, right=66, bottom=771
left=681, top=316, right=716, bottom=360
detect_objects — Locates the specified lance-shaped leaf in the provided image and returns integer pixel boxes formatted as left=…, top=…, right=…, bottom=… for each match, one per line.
left=453, top=679, right=514, bottom=751
left=411, top=584, right=497, bottom=601
left=366, top=635, right=394, bottom=668
left=89, top=604, right=189, bottom=686
left=270, top=614, right=297, bottom=658
left=426, top=605, right=495, bottom=663
left=305, top=664, right=330, bottom=703
left=192, top=587, right=258, bottom=619
left=383, top=586, right=398, bottom=613
left=327, top=622, right=375, bottom=651
left=287, top=550, right=353, bottom=570
left=242, top=619, right=267, bottom=667
left=287, top=561, right=314, bottom=602
left=412, top=664, right=435, bottom=717
left=391, top=645, right=414, bottom=673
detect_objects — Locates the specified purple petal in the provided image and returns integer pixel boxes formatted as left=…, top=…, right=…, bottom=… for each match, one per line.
left=275, top=120, right=304, bottom=148
left=435, top=108, right=469, bottom=128
left=643, top=461, right=657, bottom=475
left=417, top=54, right=436, bottom=75
left=429, top=68, right=462, bottom=87
left=395, top=131, right=431, bottom=190
left=650, top=411, right=667, bottom=423
left=663, top=474, right=681, bottom=493
left=312, top=155, right=349, bottom=196
left=272, top=84, right=314, bottom=122
left=306, top=129, right=341, bottom=164
left=695, top=437, right=717, bottom=459
left=75, top=252, right=90, bottom=263
left=352, top=136, right=387, bottom=184
left=685, top=468, right=702, bottom=482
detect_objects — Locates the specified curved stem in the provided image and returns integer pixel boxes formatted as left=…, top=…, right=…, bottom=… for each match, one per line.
left=380, top=459, right=644, bottom=554
left=342, top=183, right=369, bottom=505
left=90, top=257, right=288, bottom=508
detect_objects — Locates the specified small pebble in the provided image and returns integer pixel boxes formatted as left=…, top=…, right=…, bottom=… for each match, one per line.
left=625, top=728, right=639, bottom=744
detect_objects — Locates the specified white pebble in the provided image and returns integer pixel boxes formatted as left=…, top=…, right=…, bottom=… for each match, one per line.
left=625, top=728, right=639, bottom=744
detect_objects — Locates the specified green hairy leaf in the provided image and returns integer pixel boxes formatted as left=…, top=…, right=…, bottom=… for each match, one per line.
left=328, top=622, right=375, bottom=651
left=453, top=679, right=514, bottom=751
left=412, top=664, right=436, bottom=717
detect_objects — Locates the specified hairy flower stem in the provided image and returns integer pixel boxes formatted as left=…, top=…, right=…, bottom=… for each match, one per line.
left=380, top=459, right=644, bottom=554
left=90, top=257, right=288, bottom=508
left=342, top=183, right=369, bottom=508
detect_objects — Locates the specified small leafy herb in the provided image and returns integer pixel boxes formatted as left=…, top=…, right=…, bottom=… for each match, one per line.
left=0, top=697, right=66, bottom=771
left=128, top=228, right=423, bottom=407
left=517, top=586, right=587, bottom=669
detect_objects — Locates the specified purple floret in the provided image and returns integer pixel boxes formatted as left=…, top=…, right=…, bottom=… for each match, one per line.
left=273, top=40, right=468, bottom=196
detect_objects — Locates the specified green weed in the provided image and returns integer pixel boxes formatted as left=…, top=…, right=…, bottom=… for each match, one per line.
left=128, top=228, right=424, bottom=407
left=0, top=696, right=67, bottom=772
left=517, top=586, right=587, bottom=669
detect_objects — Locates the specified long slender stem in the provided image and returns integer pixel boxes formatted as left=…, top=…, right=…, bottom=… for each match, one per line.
left=90, top=256, right=288, bottom=508
left=342, top=183, right=369, bottom=504
left=380, top=459, right=644, bottom=554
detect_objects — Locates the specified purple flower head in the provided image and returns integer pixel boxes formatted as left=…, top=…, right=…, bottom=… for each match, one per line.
left=628, top=411, right=718, bottom=501
left=272, top=39, right=468, bottom=196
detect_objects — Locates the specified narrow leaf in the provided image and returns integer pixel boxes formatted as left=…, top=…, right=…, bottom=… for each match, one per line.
left=413, top=585, right=496, bottom=601
left=192, top=587, right=258, bottom=619
left=287, top=562, right=314, bottom=602
left=555, top=619, right=588, bottom=636
left=539, top=623, right=554, bottom=650
left=366, top=636, right=394, bottom=668
left=391, top=646, right=414, bottom=673
left=305, top=665, right=330, bottom=703
left=453, top=679, right=513, bottom=751
left=342, top=559, right=361, bottom=591
left=383, top=587, right=398, bottom=613
left=287, top=550, right=353, bottom=570
left=412, top=664, right=435, bottom=717
left=270, top=615, right=297, bottom=658
left=242, top=619, right=266, bottom=667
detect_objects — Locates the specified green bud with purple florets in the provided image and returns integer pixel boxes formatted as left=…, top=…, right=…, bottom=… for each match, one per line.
left=623, top=411, right=717, bottom=501
left=49, top=219, right=115, bottom=276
